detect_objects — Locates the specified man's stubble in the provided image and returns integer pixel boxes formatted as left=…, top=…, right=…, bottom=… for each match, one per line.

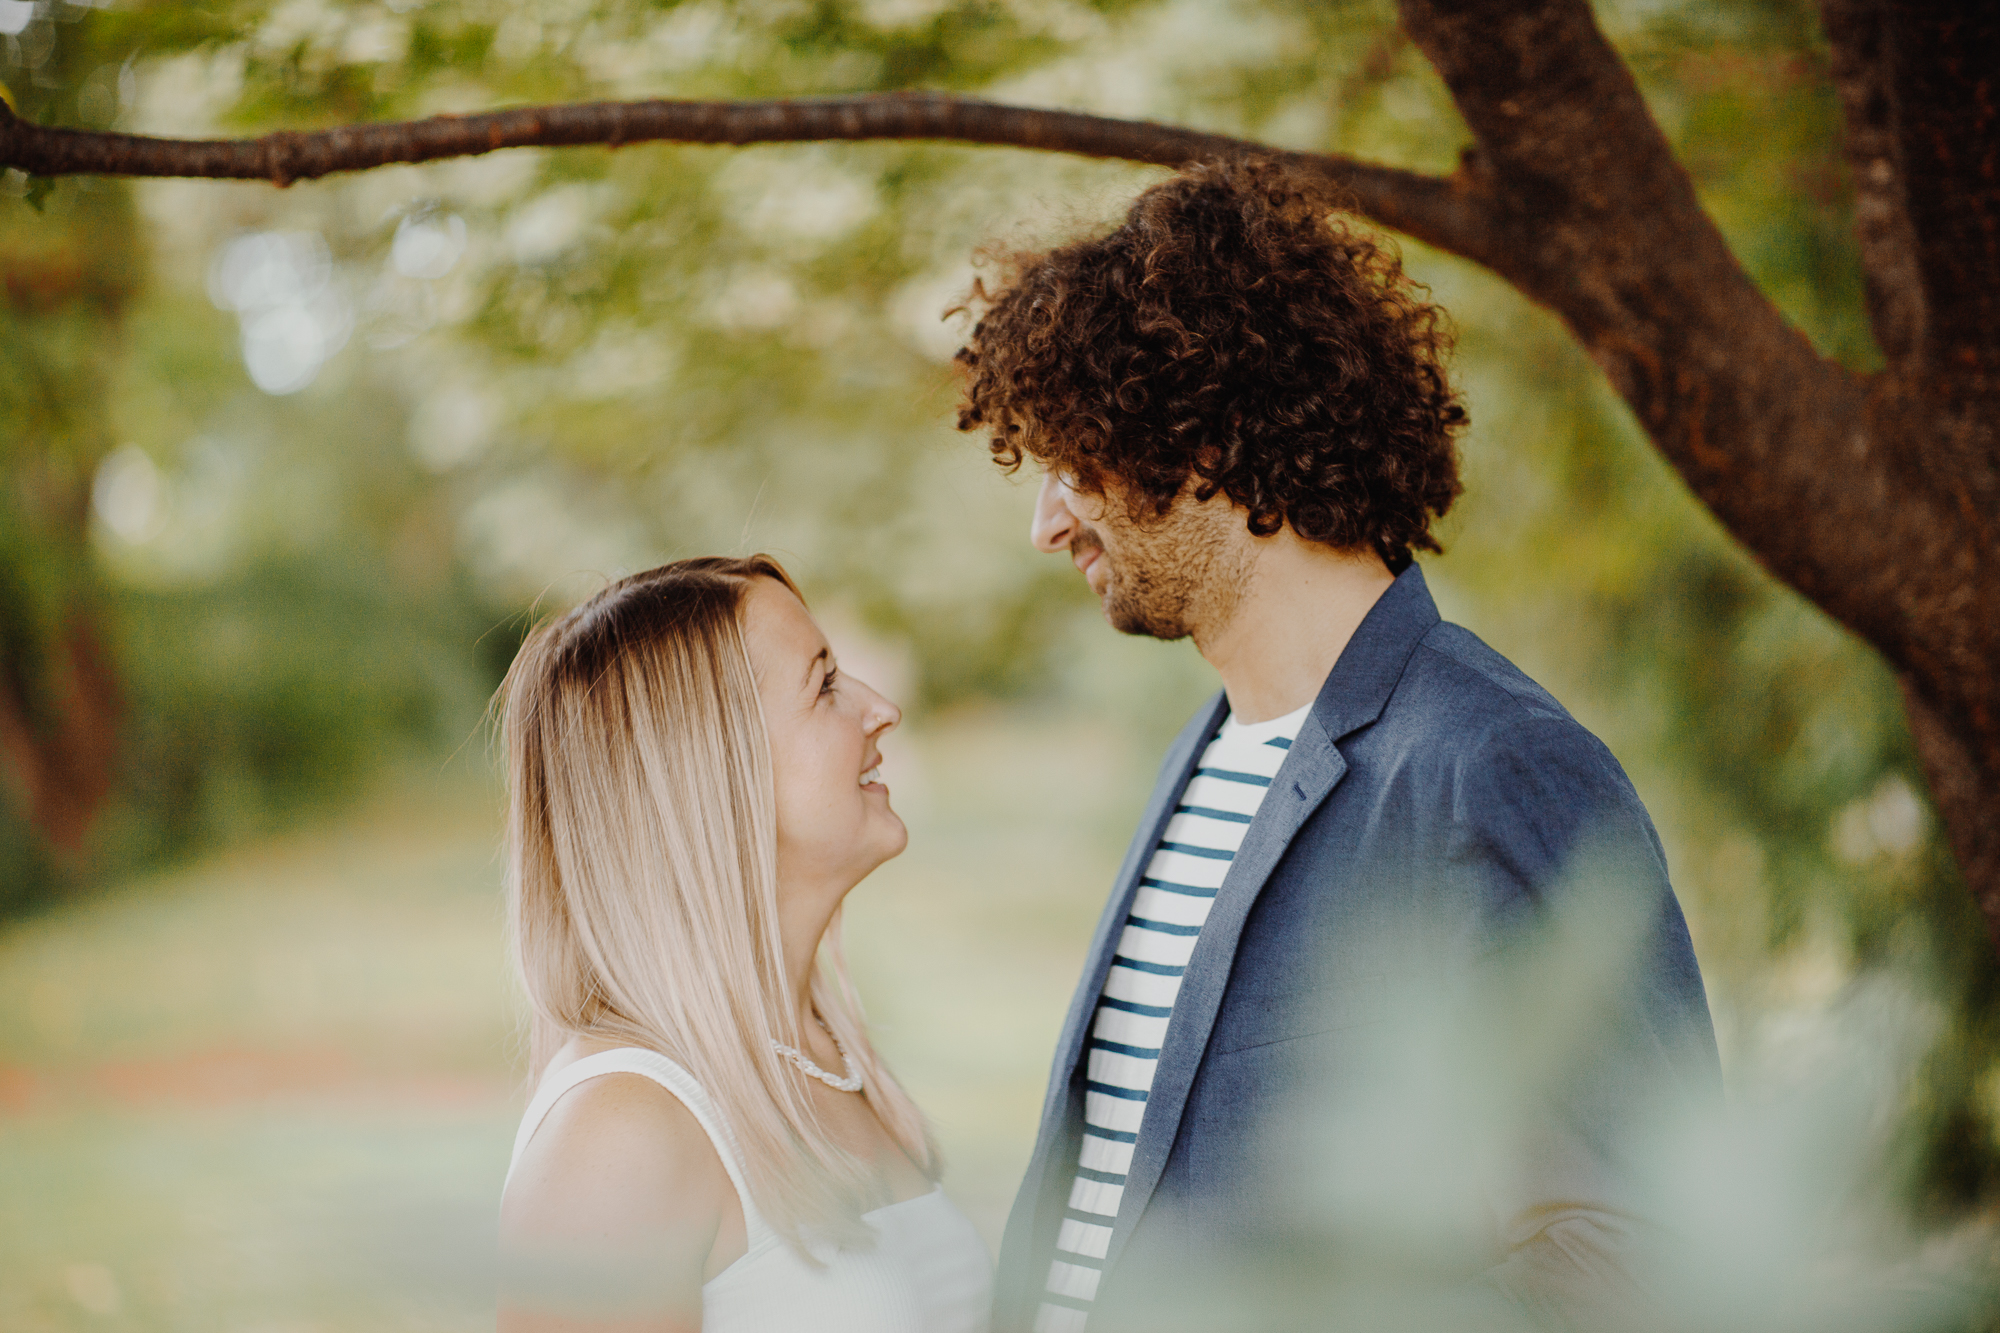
left=1082, top=497, right=1254, bottom=645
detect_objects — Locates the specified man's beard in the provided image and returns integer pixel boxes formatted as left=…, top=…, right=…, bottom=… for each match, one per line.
left=1077, top=504, right=1250, bottom=642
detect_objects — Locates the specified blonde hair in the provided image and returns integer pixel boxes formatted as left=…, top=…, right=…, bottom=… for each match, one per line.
left=500, top=555, right=934, bottom=1252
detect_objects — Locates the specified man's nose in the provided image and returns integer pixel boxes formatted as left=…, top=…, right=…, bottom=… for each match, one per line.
left=1031, top=472, right=1078, bottom=554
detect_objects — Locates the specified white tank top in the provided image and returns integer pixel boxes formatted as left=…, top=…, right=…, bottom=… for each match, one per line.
left=505, top=1047, right=992, bottom=1332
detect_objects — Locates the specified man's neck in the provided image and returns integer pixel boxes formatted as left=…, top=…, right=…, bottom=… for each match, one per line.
left=1193, top=533, right=1396, bottom=724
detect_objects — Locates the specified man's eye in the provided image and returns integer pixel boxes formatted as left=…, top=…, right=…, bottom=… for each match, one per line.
left=819, top=667, right=839, bottom=698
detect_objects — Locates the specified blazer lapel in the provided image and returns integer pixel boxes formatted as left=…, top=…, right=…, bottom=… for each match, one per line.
left=1001, top=692, right=1228, bottom=1303
left=1102, top=708, right=1348, bottom=1268
left=1102, top=562, right=1445, bottom=1270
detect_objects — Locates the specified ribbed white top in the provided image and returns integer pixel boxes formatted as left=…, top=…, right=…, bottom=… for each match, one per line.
left=507, top=1046, right=992, bottom=1332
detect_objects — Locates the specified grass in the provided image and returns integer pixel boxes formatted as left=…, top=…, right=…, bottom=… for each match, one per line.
left=0, top=708, right=1154, bottom=1330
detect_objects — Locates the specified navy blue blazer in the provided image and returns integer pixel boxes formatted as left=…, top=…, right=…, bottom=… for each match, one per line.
left=994, top=564, right=1720, bottom=1332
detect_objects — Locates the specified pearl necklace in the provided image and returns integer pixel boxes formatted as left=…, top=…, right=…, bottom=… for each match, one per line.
left=771, top=1021, right=864, bottom=1093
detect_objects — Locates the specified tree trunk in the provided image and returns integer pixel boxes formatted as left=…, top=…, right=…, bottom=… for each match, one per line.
left=0, top=176, right=138, bottom=863
left=0, top=613, right=121, bottom=854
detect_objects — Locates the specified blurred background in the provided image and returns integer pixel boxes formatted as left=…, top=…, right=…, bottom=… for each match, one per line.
left=1, top=0, right=1993, bottom=1327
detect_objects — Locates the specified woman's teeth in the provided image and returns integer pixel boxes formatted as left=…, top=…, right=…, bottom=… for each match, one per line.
left=859, top=766, right=882, bottom=787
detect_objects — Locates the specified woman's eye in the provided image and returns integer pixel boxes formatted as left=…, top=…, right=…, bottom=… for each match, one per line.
left=818, top=667, right=839, bottom=698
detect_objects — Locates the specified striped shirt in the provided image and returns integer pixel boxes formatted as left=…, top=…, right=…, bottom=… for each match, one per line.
left=1034, top=701, right=1311, bottom=1333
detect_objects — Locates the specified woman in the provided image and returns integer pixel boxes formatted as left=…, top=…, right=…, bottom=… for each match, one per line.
left=496, top=556, right=992, bottom=1332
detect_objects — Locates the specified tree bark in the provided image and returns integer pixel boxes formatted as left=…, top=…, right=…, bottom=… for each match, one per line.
left=1, top=7, right=1994, bottom=944
left=1819, top=0, right=2000, bottom=935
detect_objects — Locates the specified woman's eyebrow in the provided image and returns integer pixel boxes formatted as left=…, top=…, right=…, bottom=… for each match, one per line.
left=802, top=647, right=830, bottom=690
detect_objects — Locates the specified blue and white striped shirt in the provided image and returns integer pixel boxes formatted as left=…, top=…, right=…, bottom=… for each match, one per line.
left=1035, top=701, right=1311, bottom=1333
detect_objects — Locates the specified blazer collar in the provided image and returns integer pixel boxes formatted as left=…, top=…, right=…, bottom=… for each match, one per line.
left=1308, top=559, right=1441, bottom=744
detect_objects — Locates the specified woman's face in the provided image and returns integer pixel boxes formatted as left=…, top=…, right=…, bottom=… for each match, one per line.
left=740, top=577, right=907, bottom=899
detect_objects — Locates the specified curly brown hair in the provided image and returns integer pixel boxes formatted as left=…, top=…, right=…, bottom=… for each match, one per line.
left=954, top=157, right=1466, bottom=569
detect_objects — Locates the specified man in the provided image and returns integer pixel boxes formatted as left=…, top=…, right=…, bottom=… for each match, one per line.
left=954, top=159, right=1720, bottom=1333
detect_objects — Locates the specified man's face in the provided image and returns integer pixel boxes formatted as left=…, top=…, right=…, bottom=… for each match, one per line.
left=1030, top=469, right=1250, bottom=642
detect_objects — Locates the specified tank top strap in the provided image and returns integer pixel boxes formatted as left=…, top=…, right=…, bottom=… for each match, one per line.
left=505, top=1047, right=774, bottom=1247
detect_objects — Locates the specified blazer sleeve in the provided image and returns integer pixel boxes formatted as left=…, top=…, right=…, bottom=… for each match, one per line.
left=1444, top=713, right=1723, bottom=1332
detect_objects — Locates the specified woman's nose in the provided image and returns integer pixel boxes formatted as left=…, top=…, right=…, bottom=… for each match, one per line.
left=1031, top=472, right=1079, bottom=554
left=859, top=680, right=901, bottom=735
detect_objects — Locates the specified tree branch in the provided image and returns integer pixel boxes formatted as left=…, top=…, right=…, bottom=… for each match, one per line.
left=0, top=92, right=1235, bottom=182
left=1402, top=0, right=2000, bottom=941
left=0, top=90, right=1482, bottom=248
left=1396, top=0, right=1975, bottom=659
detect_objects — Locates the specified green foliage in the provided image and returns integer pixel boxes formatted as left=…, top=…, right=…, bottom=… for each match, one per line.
left=0, top=172, right=140, bottom=912
left=1, top=0, right=1993, bottom=1230
left=101, top=555, right=501, bottom=861
left=0, top=177, right=140, bottom=612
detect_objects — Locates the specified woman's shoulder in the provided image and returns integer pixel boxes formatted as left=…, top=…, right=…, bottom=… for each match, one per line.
left=499, top=1051, right=740, bottom=1327
left=503, top=1044, right=739, bottom=1242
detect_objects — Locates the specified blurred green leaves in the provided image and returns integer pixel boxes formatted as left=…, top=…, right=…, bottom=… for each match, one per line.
left=102, top=555, right=502, bottom=862
left=1, top=0, right=1994, bottom=1222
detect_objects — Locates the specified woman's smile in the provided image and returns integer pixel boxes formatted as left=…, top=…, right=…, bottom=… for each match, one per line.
left=742, top=576, right=907, bottom=895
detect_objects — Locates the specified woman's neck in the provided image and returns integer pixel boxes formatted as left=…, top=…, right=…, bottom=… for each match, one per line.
left=778, top=887, right=840, bottom=1036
